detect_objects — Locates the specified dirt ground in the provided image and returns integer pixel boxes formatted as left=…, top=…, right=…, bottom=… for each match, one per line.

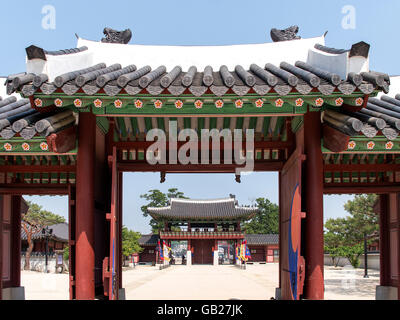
left=20, top=264, right=379, bottom=300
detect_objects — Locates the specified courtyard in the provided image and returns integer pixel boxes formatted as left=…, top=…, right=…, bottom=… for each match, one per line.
left=21, top=264, right=379, bottom=300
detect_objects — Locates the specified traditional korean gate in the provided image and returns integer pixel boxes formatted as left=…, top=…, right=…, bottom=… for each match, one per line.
left=103, top=147, right=121, bottom=300
left=280, top=149, right=306, bottom=300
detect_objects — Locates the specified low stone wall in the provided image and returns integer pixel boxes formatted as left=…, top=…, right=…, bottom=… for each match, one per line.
left=21, top=253, right=69, bottom=273
left=324, top=253, right=380, bottom=270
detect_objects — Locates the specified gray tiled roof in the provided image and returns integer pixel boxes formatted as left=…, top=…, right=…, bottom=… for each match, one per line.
left=245, top=234, right=279, bottom=245
left=323, top=94, right=400, bottom=140
left=21, top=222, right=69, bottom=242
left=138, top=234, right=159, bottom=246
left=6, top=47, right=388, bottom=98
left=148, top=198, right=258, bottom=221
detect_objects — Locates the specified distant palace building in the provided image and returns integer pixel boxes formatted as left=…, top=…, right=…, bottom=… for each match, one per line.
left=139, top=196, right=279, bottom=265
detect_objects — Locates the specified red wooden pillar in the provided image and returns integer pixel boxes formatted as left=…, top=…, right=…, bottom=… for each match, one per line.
left=11, top=196, right=21, bottom=288
left=379, top=195, right=390, bottom=286
left=0, top=195, right=3, bottom=300
left=118, top=172, right=123, bottom=289
left=75, top=113, right=96, bottom=300
left=303, top=111, right=324, bottom=300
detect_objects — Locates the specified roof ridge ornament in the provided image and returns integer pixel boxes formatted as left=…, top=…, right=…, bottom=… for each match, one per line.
left=101, top=27, right=132, bottom=44
left=270, top=25, right=301, bottom=42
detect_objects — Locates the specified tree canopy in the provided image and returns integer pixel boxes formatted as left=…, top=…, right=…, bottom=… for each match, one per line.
left=122, top=226, right=143, bottom=257
left=242, top=198, right=279, bottom=234
left=140, top=188, right=187, bottom=233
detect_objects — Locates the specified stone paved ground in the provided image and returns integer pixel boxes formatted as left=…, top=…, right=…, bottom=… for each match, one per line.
left=21, top=264, right=380, bottom=300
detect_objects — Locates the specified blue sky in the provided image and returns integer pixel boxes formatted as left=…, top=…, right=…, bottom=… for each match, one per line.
left=4, top=0, right=397, bottom=233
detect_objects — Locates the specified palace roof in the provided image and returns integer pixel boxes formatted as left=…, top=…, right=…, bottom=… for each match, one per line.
left=245, top=234, right=279, bottom=245
left=138, top=233, right=279, bottom=246
left=147, top=198, right=258, bottom=221
left=21, top=222, right=69, bottom=242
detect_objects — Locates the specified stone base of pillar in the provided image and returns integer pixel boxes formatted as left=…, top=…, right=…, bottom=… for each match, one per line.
left=376, top=286, right=398, bottom=300
left=213, top=251, right=219, bottom=266
left=1, top=287, right=25, bottom=300
left=275, top=288, right=281, bottom=300
left=186, top=251, right=192, bottom=266
left=118, top=288, right=126, bottom=300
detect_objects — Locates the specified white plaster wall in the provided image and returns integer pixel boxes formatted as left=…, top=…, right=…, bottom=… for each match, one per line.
left=21, top=254, right=69, bottom=273
left=324, top=253, right=380, bottom=270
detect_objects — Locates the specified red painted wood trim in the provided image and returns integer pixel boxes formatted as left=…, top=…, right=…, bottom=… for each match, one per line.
left=117, top=161, right=284, bottom=173
left=0, top=184, right=70, bottom=195
left=324, top=164, right=400, bottom=172
left=0, top=165, right=76, bottom=173
left=46, top=126, right=77, bottom=154
left=322, top=124, right=350, bottom=153
left=324, top=184, right=400, bottom=194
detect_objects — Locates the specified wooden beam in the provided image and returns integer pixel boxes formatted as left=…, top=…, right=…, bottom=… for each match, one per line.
left=46, top=126, right=77, bottom=154
left=113, top=140, right=293, bottom=150
left=0, top=183, right=71, bottom=195
left=324, top=163, right=400, bottom=172
left=322, top=124, right=350, bottom=153
left=324, top=183, right=400, bottom=194
left=117, top=161, right=283, bottom=173
left=0, top=165, right=76, bottom=173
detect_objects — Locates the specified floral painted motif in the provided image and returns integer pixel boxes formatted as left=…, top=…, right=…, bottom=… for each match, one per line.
left=3, top=143, right=12, bottom=151
left=315, top=98, right=324, bottom=107
left=347, top=141, right=356, bottom=150
left=22, top=143, right=30, bottom=151
left=40, top=142, right=49, bottom=151
left=367, top=141, right=375, bottom=150
left=255, top=99, right=264, bottom=108
left=235, top=100, right=244, bottom=109
left=135, top=100, right=143, bottom=109
left=74, top=99, right=83, bottom=108
left=385, top=141, right=394, bottom=150
left=94, top=99, right=103, bottom=108
left=194, top=100, right=203, bottom=109
left=335, top=97, right=344, bottom=106
left=114, top=99, right=123, bottom=108
left=295, top=98, right=304, bottom=107
left=175, top=100, right=184, bottom=109
left=34, top=98, right=43, bottom=107
left=154, top=100, right=163, bottom=109
left=275, top=99, right=284, bottom=108
left=355, top=97, right=364, bottom=106
left=54, top=98, right=63, bottom=107
left=215, top=100, right=224, bottom=109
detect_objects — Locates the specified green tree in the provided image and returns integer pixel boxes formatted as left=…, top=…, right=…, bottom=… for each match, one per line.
left=140, top=188, right=187, bottom=233
left=22, top=201, right=65, bottom=270
left=122, top=226, right=143, bottom=259
left=324, top=194, right=379, bottom=268
left=343, top=194, right=379, bottom=244
left=242, top=198, right=279, bottom=234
